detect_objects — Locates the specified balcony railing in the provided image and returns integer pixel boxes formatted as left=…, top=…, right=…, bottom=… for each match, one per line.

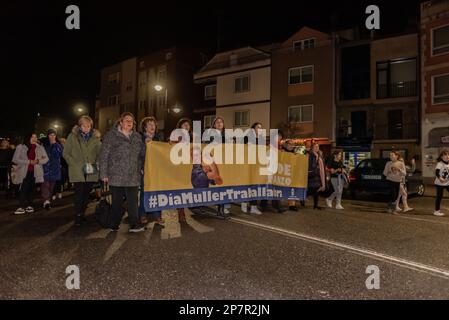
left=377, top=80, right=417, bottom=99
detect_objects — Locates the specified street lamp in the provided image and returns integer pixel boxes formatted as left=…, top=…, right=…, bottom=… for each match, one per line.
left=74, top=104, right=87, bottom=116
left=154, top=84, right=169, bottom=114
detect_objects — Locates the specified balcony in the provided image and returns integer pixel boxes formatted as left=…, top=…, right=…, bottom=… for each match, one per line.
left=377, top=80, right=417, bottom=99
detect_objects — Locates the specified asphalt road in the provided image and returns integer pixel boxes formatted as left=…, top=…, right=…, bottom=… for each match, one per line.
left=0, top=193, right=449, bottom=299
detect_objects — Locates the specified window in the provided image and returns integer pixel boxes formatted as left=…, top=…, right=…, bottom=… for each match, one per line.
left=234, top=111, right=250, bottom=127
left=204, top=85, right=217, bottom=100
left=288, top=66, right=314, bottom=85
left=126, top=81, right=133, bottom=92
left=234, top=75, right=250, bottom=93
left=108, top=72, right=120, bottom=84
left=376, top=58, right=417, bottom=98
left=388, top=109, right=403, bottom=139
left=203, top=115, right=215, bottom=129
left=107, top=95, right=119, bottom=106
left=293, top=38, right=316, bottom=51
left=288, top=105, right=313, bottom=123
left=432, top=24, right=449, bottom=55
left=433, top=74, right=449, bottom=105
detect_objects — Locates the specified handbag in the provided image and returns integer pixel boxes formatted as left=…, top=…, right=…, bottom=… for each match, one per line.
left=94, top=183, right=112, bottom=229
left=77, top=137, right=98, bottom=176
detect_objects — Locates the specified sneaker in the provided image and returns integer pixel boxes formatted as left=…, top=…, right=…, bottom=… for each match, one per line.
left=434, top=210, right=445, bottom=217
left=14, top=208, right=26, bottom=215
left=250, top=206, right=262, bottom=215
left=241, top=202, right=248, bottom=213
left=43, top=200, right=51, bottom=210
left=325, top=198, right=333, bottom=208
left=52, top=195, right=56, bottom=201
left=25, top=206, right=35, bottom=213
left=109, top=227, right=119, bottom=232
left=57, top=193, right=62, bottom=199
left=335, top=204, right=344, bottom=210
left=129, top=225, right=145, bottom=233
left=223, top=208, right=230, bottom=214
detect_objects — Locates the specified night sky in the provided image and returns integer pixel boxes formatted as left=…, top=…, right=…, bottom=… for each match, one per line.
left=1, top=0, right=424, bottom=138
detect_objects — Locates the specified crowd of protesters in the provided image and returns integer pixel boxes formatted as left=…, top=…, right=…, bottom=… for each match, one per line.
left=3, top=112, right=448, bottom=232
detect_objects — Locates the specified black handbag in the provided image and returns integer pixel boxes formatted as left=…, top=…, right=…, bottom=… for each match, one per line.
left=94, top=184, right=112, bottom=229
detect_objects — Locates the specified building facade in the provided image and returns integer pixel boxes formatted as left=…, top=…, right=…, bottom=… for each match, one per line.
left=271, top=26, right=335, bottom=155
left=194, top=47, right=271, bottom=131
left=336, top=33, right=420, bottom=170
left=98, top=48, right=204, bottom=139
left=421, top=0, right=449, bottom=179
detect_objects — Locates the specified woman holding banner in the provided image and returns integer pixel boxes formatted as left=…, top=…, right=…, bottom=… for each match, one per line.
left=169, top=118, right=193, bottom=223
left=139, top=116, right=164, bottom=226
left=99, top=112, right=145, bottom=233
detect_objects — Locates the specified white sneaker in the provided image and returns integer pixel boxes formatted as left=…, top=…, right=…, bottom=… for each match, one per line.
left=250, top=206, right=262, bottom=215
left=25, top=206, right=35, bottom=213
left=14, top=208, right=26, bottom=215
left=434, top=210, right=445, bottom=217
left=52, top=195, right=56, bottom=201
left=335, top=204, right=344, bottom=210
left=241, top=203, right=248, bottom=213
left=223, top=208, right=230, bottom=214
left=57, top=193, right=62, bottom=199
left=43, top=200, right=51, bottom=208
left=325, top=198, right=333, bottom=208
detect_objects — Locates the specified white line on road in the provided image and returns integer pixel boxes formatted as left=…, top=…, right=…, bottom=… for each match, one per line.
left=230, top=217, right=449, bottom=279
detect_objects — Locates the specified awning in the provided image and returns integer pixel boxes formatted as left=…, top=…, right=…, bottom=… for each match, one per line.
left=428, top=127, right=449, bottom=148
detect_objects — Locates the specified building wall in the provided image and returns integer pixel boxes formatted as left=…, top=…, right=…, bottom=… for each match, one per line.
left=216, top=66, right=271, bottom=107
left=421, top=0, right=449, bottom=178
left=216, top=102, right=271, bottom=130
left=98, top=106, right=120, bottom=136
left=271, top=37, right=334, bottom=140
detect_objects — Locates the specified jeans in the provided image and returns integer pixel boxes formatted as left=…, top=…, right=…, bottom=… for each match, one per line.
left=74, top=182, right=94, bottom=218
left=435, top=185, right=449, bottom=211
left=19, top=171, right=35, bottom=208
left=41, top=181, right=56, bottom=201
left=388, top=180, right=400, bottom=209
left=328, top=176, right=344, bottom=204
left=110, top=186, right=139, bottom=229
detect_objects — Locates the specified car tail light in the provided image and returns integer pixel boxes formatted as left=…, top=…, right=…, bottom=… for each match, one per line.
left=349, top=171, right=357, bottom=182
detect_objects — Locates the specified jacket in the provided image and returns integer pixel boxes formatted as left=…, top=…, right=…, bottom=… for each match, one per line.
left=63, top=126, right=102, bottom=183
left=12, top=143, right=49, bottom=184
left=383, top=160, right=406, bottom=183
left=99, top=125, right=144, bottom=187
left=42, top=139, right=63, bottom=182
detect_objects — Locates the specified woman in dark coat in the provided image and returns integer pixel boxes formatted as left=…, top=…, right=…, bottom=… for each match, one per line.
left=307, top=142, right=326, bottom=210
left=41, top=128, right=63, bottom=209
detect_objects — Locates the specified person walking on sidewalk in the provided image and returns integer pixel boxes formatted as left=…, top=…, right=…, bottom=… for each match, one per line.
left=41, top=128, right=63, bottom=210
left=395, top=157, right=414, bottom=214
left=100, top=112, right=145, bottom=233
left=307, top=142, right=326, bottom=210
left=434, top=150, right=449, bottom=217
left=12, top=133, right=49, bottom=215
left=63, top=116, right=102, bottom=226
left=383, top=151, right=406, bottom=214
left=325, top=150, right=346, bottom=210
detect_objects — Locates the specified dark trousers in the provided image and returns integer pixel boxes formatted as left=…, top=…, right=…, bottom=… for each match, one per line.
left=41, top=181, right=56, bottom=201
left=435, top=185, right=449, bottom=211
left=307, top=187, right=320, bottom=208
left=110, top=186, right=139, bottom=229
left=388, top=180, right=400, bottom=209
left=74, top=182, right=94, bottom=218
left=19, top=171, right=35, bottom=208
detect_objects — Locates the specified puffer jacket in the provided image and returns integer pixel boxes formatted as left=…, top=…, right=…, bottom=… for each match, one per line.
left=42, top=139, right=63, bottom=182
left=99, top=125, right=144, bottom=187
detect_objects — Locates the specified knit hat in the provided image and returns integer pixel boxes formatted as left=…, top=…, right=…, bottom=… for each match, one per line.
left=47, top=128, right=57, bottom=136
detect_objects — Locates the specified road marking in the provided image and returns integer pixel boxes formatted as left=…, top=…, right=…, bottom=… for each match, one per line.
left=161, top=210, right=182, bottom=240
left=230, top=217, right=449, bottom=279
left=185, top=209, right=215, bottom=233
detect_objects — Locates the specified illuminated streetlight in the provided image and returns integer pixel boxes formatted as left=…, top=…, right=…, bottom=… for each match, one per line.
left=74, top=104, right=87, bottom=115
left=172, top=105, right=182, bottom=114
left=154, top=84, right=163, bottom=92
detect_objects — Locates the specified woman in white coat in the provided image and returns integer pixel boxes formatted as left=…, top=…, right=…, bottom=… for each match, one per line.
left=12, top=133, right=49, bottom=214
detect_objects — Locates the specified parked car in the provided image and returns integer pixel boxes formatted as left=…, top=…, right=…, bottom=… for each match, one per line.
left=348, top=158, right=425, bottom=199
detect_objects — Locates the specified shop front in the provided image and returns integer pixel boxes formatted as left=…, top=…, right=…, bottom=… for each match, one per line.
left=422, top=127, right=449, bottom=179
left=336, top=137, right=372, bottom=171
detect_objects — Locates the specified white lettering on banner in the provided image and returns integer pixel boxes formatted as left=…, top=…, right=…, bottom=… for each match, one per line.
left=148, top=187, right=285, bottom=209
left=365, top=5, right=380, bottom=30
left=65, top=5, right=80, bottom=30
